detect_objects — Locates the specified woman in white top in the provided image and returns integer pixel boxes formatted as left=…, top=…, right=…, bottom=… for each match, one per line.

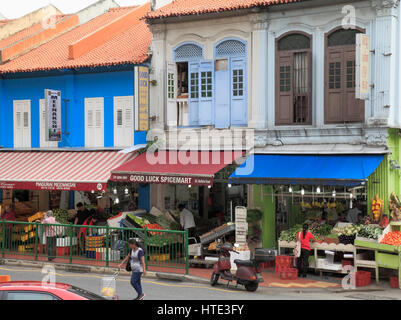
left=120, top=239, right=146, bottom=300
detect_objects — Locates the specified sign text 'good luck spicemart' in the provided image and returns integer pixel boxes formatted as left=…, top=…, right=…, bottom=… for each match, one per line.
left=111, top=173, right=213, bottom=186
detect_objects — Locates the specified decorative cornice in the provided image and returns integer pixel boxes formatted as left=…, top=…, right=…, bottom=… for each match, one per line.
left=149, top=24, right=166, bottom=40
left=249, top=13, right=269, bottom=31
left=371, top=0, right=399, bottom=15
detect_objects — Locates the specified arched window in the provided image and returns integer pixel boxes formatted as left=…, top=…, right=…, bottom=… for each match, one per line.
left=275, top=32, right=312, bottom=125
left=215, top=39, right=246, bottom=58
left=278, top=33, right=310, bottom=51
left=174, top=43, right=203, bottom=62
left=325, top=28, right=364, bottom=124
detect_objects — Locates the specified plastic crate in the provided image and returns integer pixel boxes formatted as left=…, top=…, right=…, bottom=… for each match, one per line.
left=280, top=268, right=298, bottom=280
left=86, top=250, right=96, bottom=259
left=275, top=255, right=294, bottom=268
left=261, top=261, right=274, bottom=269
left=341, top=259, right=353, bottom=267
left=56, top=246, right=69, bottom=256
left=355, top=270, right=371, bottom=287
left=275, top=264, right=290, bottom=274
left=390, top=277, right=399, bottom=289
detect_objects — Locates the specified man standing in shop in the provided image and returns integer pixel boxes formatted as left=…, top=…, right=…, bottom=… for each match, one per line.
left=74, top=202, right=89, bottom=253
left=1, top=205, right=16, bottom=249
left=178, top=204, right=196, bottom=238
left=74, top=202, right=90, bottom=225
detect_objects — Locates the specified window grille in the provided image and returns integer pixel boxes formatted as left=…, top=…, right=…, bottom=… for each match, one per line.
left=215, top=40, right=246, bottom=57
left=174, top=44, right=203, bottom=61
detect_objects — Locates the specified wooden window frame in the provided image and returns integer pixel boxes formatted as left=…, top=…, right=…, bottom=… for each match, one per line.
left=324, top=26, right=365, bottom=124
left=275, top=31, right=313, bottom=126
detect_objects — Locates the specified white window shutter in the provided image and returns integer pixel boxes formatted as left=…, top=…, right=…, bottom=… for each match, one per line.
left=166, top=61, right=177, bottom=127
left=85, top=97, right=104, bottom=148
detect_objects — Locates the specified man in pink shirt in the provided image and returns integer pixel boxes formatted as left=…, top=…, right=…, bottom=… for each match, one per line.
left=39, top=211, right=58, bottom=261
left=1, top=205, right=16, bottom=250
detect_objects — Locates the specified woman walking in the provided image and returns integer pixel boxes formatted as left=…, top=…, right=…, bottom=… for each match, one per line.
left=119, top=239, right=146, bottom=300
left=296, top=223, right=315, bottom=278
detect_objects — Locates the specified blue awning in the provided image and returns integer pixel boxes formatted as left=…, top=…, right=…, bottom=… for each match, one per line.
left=229, top=154, right=385, bottom=186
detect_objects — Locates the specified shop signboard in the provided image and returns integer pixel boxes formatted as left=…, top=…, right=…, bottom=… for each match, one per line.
left=355, top=34, right=370, bottom=100
left=0, top=181, right=106, bottom=192
left=45, top=89, right=62, bottom=141
left=110, top=172, right=213, bottom=186
left=235, top=206, right=247, bottom=245
left=135, top=66, right=149, bottom=131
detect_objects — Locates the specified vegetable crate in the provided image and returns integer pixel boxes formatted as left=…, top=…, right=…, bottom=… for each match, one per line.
left=279, top=268, right=298, bottom=280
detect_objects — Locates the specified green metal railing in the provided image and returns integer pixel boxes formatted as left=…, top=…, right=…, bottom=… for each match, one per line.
left=0, top=220, right=189, bottom=274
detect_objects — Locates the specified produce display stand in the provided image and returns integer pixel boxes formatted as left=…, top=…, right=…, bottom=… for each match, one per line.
left=354, top=239, right=401, bottom=288
left=354, top=222, right=401, bottom=289
left=278, top=240, right=356, bottom=275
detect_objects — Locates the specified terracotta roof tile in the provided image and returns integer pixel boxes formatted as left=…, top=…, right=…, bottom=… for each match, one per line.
left=146, top=0, right=302, bottom=19
left=0, top=4, right=151, bottom=73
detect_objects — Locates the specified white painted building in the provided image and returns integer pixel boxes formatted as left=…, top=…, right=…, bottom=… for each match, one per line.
left=145, top=0, right=401, bottom=218
left=146, top=0, right=401, bottom=151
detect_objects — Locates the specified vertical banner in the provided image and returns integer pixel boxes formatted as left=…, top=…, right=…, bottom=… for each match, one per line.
left=355, top=34, right=370, bottom=100
left=135, top=66, right=149, bottom=131
left=45, top=89, right=62, bottom=141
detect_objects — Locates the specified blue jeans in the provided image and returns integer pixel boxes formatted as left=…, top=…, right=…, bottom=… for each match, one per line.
left=130, top=272, right=143, bottom=296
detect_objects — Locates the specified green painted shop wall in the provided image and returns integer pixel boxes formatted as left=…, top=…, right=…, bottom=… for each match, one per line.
left=366, top=129, right=401, bottom=216
left=253, top=185, right=276, bottom=248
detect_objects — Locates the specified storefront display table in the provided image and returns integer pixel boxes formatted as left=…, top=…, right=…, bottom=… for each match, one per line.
left=354, top=239, right=401, bottom=288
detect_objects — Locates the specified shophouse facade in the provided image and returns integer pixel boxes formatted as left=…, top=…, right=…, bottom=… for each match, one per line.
left=146, top=0, right=401, bottom=247
left=0, top=2, right=152, bottom=211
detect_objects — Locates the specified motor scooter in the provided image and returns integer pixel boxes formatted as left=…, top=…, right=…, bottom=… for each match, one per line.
left=210, top=243, right=275, bottom=292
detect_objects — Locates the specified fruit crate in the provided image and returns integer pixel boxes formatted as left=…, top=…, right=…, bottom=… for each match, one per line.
left=280, top=267, right=298, bottom=280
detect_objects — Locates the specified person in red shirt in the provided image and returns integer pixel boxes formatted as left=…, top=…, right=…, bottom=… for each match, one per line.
left=296, top=223, right=315, bottom=278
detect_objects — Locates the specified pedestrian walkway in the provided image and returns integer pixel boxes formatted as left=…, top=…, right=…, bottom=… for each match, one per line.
left=2, top=253, right=342, bottom=288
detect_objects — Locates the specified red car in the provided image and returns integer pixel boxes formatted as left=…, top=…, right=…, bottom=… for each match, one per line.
left=0, top=281, right=105, bottom=300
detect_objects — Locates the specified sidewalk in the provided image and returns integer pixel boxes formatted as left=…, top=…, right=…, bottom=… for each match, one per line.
left=0, top=254, right=344, bottom=289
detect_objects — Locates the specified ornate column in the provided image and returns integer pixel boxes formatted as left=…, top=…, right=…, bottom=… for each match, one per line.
left=148, top=23, right=166, bottom=130
left=248, top=13, right=269, bottom=130
left=370, top=0, right=399, bottom=126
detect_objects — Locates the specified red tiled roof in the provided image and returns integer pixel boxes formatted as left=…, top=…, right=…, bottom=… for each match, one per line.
left=145, top=0, right=302, bottom=20
left=0, top=4, right=152, bottom=73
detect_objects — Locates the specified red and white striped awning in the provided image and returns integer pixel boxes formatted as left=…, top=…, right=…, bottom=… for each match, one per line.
left=0, top=151, right=137, bottom=191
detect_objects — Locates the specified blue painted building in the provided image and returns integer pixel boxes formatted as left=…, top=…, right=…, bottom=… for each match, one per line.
left=0, top=67, right=147, bottom=149
left=0, top=4, right=152, bottom=212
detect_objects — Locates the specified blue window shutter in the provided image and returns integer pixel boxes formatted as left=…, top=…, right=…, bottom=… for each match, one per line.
left=230, top=57, right=247, bottom=126
left=189, top=62, right=200, bottom=126
left=214, top=58, right=230, bottom=129
left=198, top=60, right=214, bottom=125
